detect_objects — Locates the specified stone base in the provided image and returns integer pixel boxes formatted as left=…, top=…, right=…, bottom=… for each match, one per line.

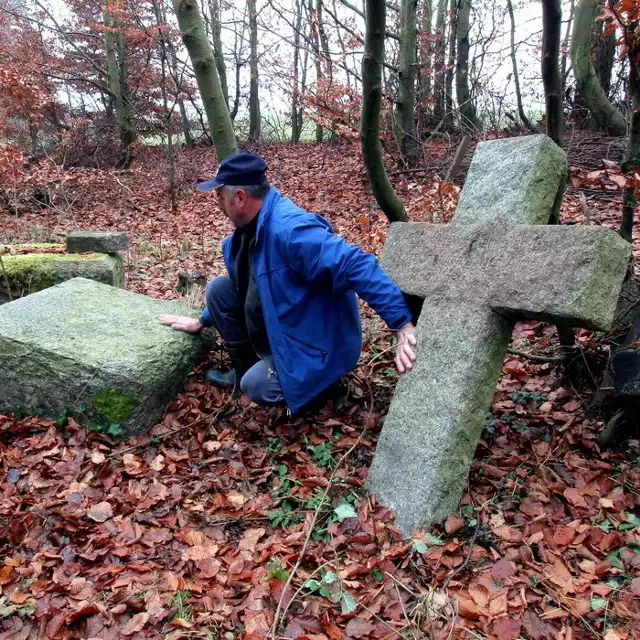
left=0, top=278, right=213, bottom=435
left=0, top=244, right=123, bottom=304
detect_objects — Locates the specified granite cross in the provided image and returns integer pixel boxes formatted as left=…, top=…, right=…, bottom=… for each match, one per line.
left=367, top=135, right=632, bottom=536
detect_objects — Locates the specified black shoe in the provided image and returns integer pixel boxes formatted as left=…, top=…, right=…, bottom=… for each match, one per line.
left=205, top=368, right=238, bottom=389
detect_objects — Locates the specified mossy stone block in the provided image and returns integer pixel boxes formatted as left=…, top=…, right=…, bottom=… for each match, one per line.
left=0, top=277, right=212, bottom=435
left=0, top=250, right=123, bottom=303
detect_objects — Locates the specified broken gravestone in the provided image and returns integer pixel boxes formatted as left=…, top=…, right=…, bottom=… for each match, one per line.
left=367, top=135, right=632, bottom=536
left=0, top=239, right=125, bottom=304
left=67, top=230, right=130, bottom=254
left=0, top=277, right=211, bottom=435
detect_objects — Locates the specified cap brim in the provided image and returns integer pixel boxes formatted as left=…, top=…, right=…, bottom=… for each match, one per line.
left=196, top=176, right=224, bottom=191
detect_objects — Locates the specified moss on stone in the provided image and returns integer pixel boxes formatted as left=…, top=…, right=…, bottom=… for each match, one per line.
left=1, top=252, right=119, bottom=298
left=0, top=243, right=64, bottom=252
left=91, top=389, right=138, bottom=424
left=2, top=254, right=58, bottom=293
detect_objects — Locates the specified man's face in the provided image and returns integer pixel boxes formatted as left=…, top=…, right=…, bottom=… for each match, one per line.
left=215, top=187, right=249, bottom=228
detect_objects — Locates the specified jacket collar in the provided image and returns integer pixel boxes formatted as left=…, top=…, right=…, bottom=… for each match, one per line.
left=255, top=186, right=280, bottom=239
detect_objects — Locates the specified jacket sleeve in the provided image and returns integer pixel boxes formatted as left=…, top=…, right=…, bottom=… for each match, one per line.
left=285, top=218, right=413, bottom=331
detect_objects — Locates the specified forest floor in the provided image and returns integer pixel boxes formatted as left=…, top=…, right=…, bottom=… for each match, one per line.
left=0, top=132, right=639, bottom=640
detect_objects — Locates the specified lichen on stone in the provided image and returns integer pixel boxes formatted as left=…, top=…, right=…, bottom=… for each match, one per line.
left=91, top=389, right=138, bottom=424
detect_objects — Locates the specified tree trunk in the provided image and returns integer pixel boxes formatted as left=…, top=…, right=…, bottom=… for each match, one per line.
left=433, top=0, right=447, bottom=125
left=248, top=0, right=260, bottom=139
left=316, top=0, right=332, bottom=80
left=560, top=0, right=575, bottom=93
left=620, top=24, right=640, bottom=244
left=571, top=0, right=626, bottom=135
left=361, top=0, right=408, bottom=223
left=208, top=0, right=229, bottom=107
left=152, top=0, right=178, bottom=212
left=229, top=9, right=246, bottom=122
left=506, top=0, right=533, bottom=131
left=455, top=0, right=477, bottom=130
left=444, top=0, right=456, bottom=130
left=593, top=18, right=616, bottom=96
left=416, top=0, right=432, bottom=135
left=103, top=3, right=136, bottom=168
left=309, top=0, right=323, bottom=142
left=163, top=2, right=194, bottom=147
left=291, top=0, right=303, bottom=143
left=172, top=0, right=237, bottom=161
left=397, top=0, right=418, bottom=162
left=541, top=0, right=564, bottom=148
left=299, top=12, right=311, bottom=136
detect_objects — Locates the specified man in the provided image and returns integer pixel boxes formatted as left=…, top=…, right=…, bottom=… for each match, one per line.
left=160, top=151, right=416, bottom=415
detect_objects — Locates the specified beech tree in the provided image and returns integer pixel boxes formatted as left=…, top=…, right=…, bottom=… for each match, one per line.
left=103, top=1, right=136, bottom=168
left=361, top=0, right=407, bottom=223
left=506, top=0, right=534, bottom=131
left=172, top=0, right=237, bottom=160
left=571, top=0, right=626, bottom=135
left=455, top=0, right=477, bottom=129
left=397, top=0, right=418, bottom=161
left=542, top=0, right=564, bottom=147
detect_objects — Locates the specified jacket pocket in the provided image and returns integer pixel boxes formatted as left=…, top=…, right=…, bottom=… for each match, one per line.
left=283, top=331, right=328, bottom=365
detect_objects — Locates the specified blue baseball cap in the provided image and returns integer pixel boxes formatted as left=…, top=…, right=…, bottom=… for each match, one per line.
left=197, top=151, right=268, bottom=191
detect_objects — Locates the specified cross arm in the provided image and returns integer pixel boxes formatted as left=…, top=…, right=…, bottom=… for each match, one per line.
left=381, top=222, right=631, bottom=331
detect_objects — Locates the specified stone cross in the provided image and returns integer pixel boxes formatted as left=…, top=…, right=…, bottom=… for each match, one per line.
left=367, top=135, right=632, bottom=536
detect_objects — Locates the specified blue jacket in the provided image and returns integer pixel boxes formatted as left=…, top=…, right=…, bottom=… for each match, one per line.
left=204, top=187, right=412, bottom=413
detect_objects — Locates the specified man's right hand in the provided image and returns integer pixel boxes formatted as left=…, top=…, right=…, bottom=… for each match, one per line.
left=159, top=315, right=203, bottom=334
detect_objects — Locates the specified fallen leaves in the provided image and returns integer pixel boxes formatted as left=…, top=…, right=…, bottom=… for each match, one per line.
left=86, top=501, right=113, bottom=523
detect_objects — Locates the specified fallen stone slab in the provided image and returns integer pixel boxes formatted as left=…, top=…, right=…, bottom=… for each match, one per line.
left=0, top=247, right=123, bottom=304
left=67, top=231, right=130, bottom=254
left=0, top=277, right=211, bottom=435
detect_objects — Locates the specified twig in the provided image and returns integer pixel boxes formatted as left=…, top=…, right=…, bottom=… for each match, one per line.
left=507, top=347, right=565, bottom=363
left=269, top=423, right=369, bottom=637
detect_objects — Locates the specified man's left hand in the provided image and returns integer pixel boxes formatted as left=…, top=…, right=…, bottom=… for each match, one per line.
left=394, top=322, right=417, bottom=374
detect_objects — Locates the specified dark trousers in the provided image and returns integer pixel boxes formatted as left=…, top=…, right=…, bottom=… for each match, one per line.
left=205, top=276, right=284, bottom=406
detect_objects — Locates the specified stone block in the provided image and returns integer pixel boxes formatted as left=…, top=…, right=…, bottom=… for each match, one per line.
left=0, top=249, right=124, bottom=304
left=0, top=278, right=211, bottom=435
left=67, top=231, right=130, bottom=254
left=381, top=221, right=631, bottom=330
left=454, top=135, right=567, bottom=226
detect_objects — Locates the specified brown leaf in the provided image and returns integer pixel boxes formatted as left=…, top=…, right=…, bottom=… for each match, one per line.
left=345, top=617, right=375, bottom=638
left=522, top=610, right=558, bottom=639
left=444, top=514, right=465, bottom=535
left=65, top=604, right=100, bottom=625
left=122, top=612, right=149, bottom=636
left=491, top=558, right=515, bottom=583
left=87, top=501, right=113, bottom=523
left=9, top=589, right=30, bottom=604
left=492, top=524, right=523, bottom=543
left=563, top=400, right=581, bottom=412
left=45, top=611, right=65, bottom=638
left=552, top=526, right=577, bottom=547
left=492, top=617, right=521, bottom=640
left=149, top=454, right=165, bottom=471
left=563, top=488, right=588, bottom=509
